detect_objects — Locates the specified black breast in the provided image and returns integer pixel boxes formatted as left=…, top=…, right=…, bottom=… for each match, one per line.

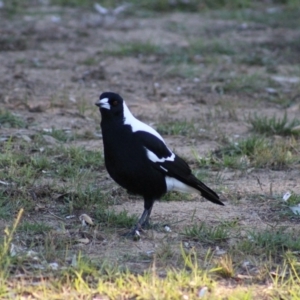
left=101, top=123, right=166, bottom=200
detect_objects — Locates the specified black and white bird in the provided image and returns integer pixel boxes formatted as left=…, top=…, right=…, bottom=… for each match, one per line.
left=95, top=92, right=224, bottom=234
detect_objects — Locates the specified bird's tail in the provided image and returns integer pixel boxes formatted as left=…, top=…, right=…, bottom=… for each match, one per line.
left=193, top=176, right=224, bottom=206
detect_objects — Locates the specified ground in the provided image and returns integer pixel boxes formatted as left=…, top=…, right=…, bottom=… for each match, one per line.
left=0, top=1, right=300, bottom=299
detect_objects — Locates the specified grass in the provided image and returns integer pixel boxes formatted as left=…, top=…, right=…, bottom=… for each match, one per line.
left=211, top=135, right=299, bottom=170
left=16, top=221, right=52, bottom=234
left=284, top=192, right=300, bottom=206
left=104, top=41, right=163, bottom=57
left=156, top=120, right=196, bottom=136
left=248, top=113, right=300, bottom=136
left=247, top=228, right=300, bottom=256
left=50, top=0, right=254, bottom=11
left=50, top=0, right=94, bottom=7
left=3, top=134, right=299, bottom=298
left=0, top=143, right=103, bottom=184
left=95, top=209, right=138, bottom=228
left=183, top=222, right=231, bottom=244
left=80, top=57, right=98, bottom=66
left=104, top=38, right=236, bottom=70
left=43, top=128, right=76, bottom=142
left=2, top=213, right=300, bottom=299
left=1, top=1, right=300, bottom=298
left=0, top=110, right=25, bottom=128
left=222, top=73, right=278, bottom=94
left=210, top=3, right=300, bottom=28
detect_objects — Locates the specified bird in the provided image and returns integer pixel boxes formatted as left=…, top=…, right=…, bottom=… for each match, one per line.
left=95, top=92, right=224, bottom=235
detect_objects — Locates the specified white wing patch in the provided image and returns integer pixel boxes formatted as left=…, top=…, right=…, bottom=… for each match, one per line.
left=165, top=176, right=198, bottom=194
left=146, top=148, right=175, bottom=163
left=123, top=101, right=164, bottom=142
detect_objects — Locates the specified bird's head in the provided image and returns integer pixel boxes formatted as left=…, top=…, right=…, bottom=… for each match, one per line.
left=95, top=92, right=124, bottom=118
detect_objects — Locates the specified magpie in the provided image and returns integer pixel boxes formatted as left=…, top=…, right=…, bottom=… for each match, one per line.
left=95, top=92, right=224, bottom=234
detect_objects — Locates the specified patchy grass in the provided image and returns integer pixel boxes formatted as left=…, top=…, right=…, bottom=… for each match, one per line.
left=80, top=57, right=98, bottom=66
left=16, top=221, right=53, bottom=234
left=211, top=135, right=299, bottom=170
left=95, top=209, right=138, bottom=228
left=183, top=222, right=231, bottom=244
left=50, top=0, right=94, bottom=7
left=284, top=192, right=300, bottom=206
left=104, top=41, right=162, bottom=57
left=1, top=1, right=300, bottom=299
left=211, top=5, right=300, bottom=28
left=0, top=143, right=103, bottom=185
left=0, top=110, right=25, bottom=128
left=223, top=73, right=278, bottom=94
left=247, top=228, right=300, bottom=256
left=156, top=120, right=196, bottom=136
left=42, top=128, right=76, bottom=142
left=136, top=0, right=256, bottom=12
left=161, top=191, right=191, bottom=202
left=248, top=113, right=300, bottom=136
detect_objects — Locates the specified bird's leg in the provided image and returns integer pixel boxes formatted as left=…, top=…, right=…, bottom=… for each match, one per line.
left=140, top=205, right=153, bottom=229
left=139, top=199, right=154, bottom=229
left=122, top=208, right=151, bottom=237
left=135, top=206, right=152, bottom=230
left=123, top=200, right=154, bottom=237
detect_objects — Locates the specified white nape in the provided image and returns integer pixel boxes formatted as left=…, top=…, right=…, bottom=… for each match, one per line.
left=165, top=176, right=198, bottom=194
left=145, top=148, right=175, bottom=163
left=123, top=101, right=164, bottom=142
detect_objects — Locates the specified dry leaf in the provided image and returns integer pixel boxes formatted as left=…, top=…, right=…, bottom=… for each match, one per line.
left=76, top=238, right=90, bottom=244
left=79, top=214, right=94, bottom=227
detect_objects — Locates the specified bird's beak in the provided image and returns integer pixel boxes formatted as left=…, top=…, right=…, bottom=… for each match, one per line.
left=95, top=97, right=110, bottom=110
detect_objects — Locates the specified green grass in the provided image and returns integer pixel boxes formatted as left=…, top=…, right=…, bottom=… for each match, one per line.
left=95, top=209, right=138, bottom=228
left=0, top=110, right=25, bottom=128
left=211, top=5, right=300, bottom=28
left=0, top=143, right=103, bottom=184
left=211, top=135, right=299, bottom=170
left=0, top=191, right=14, bottom=219
left=143, top=0, right=263, bottom=12
left=80, top=57, right=98, bottom=66
left=248, top=113, right=300, bottom=136
left=16, top=221, right=52, bottom=234
left=50, top=0, right=94, bottom=7
left=50, top=0, right=254, bottom=11
left=183, top=222, right=231, bottom=244
left=1, top=137, right=300, bottom=298
left=247, top=228, right=300, bottom=256
left=104, top=41, right=162, bottom=57
left=285, top=192, right=300, bottom=206
left=161, top=191, right=191, bottom=202
left=1, top=1, right=300, bottom=298
left=223, top=73, right=278, bottom=94
left=43, top=128, right=76, bottom=142
left=104, top=38, right=236, bottom=70
left=57, top=184, right=105, bottom=212
left=156, top=120, right=196, bottom=136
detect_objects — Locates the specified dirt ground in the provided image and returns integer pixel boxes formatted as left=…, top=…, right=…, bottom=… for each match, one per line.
left=1, top=2, right=300, bottom=280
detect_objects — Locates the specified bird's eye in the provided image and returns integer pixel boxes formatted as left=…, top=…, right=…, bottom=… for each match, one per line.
left=112, top=100, right=118, bottom=106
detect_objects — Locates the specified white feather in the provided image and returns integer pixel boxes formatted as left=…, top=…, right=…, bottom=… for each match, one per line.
left=145, top=148, right=175, bottom=163
left=165, top=176, right=198, bottom=194
left=123, top=102, right=164, bottom=142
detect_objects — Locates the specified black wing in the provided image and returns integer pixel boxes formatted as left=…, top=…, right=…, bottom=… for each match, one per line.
left=134, top=131, right=224, bottom=206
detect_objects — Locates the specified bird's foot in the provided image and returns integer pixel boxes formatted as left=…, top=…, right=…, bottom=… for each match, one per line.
left=121, top=220, right=152, bottom=240
left=121, top=223, right=143, bottom=239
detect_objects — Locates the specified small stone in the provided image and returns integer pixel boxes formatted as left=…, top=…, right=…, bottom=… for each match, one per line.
left=42, top=135, right=58, bottom=145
